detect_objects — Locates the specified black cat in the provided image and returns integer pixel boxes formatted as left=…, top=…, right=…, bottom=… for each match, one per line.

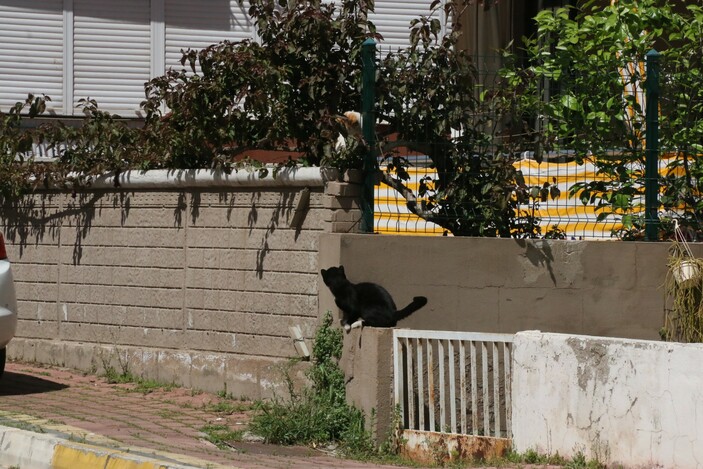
left=320, top=265, right=427, bottom=331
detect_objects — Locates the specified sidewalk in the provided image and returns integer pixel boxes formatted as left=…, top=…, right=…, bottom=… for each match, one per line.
left=0, top=361, right=563, bottom=469
left=0, top=361, right=413, bottom=469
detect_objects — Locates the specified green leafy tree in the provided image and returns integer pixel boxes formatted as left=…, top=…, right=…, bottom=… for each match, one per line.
left=0, top=0, right=560, bottom=238
left=140, top=0, right=377, bottom=170
left=373, top=2, right=558, bottom=237
left=515, top=0, right=703, bottom=239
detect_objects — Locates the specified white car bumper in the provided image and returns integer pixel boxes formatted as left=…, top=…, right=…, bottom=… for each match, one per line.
left=0, top=260, right=17, bottom=349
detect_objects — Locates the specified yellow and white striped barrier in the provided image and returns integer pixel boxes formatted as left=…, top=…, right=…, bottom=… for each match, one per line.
left=375, top=155, right=679, bottom=239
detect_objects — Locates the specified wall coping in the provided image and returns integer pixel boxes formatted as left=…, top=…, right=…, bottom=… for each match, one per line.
left=40, top=166, right=340, bottom=191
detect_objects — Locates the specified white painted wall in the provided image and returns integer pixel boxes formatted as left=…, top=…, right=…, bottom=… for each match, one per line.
left=512, top=331, right=703, bottom=468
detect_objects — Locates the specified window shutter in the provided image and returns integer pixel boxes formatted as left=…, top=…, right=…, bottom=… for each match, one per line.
left=164, top=0, right=254, bottom=72
left=73, top=0, right=151, bottom=116
left=371, top=0, right=448, bottom=52
left=0, top=0, right=64, bottom=114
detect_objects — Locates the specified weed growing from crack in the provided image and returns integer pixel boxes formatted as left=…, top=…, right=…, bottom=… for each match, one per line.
left=199, top=424, right=244, bottom=449
left=102, top=366, right=177, bottom=394
left=204, top=401, right=256, bottom=415
left=248, top=312, right=376, bottom=457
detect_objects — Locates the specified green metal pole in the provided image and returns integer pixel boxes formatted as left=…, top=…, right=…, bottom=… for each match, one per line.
left=644, top=49, right=660, bottom=241
left=360, top=39, right=377, bottom=233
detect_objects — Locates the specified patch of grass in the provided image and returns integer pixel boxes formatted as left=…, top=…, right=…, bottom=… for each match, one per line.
left=248, top=312, right=376, bottom=458
left=68, top=432, right=88, bottom=444
left=217, top=389, right=233, bottom=399
left=493, top=449, right=604, bottom=469
left=565, top=450, right=606, bottom=469
left=0, top=419, right=46, bottom=433
left=102, top=367, right=177, bottom=394
left=20, top=368, right=51, bottom=377
left=199, top=424, right=244, bottom=449
left=133, top=378, right=177, bottom=394
left=204, top=401, right=256, bottom=414
left=156, top=409, right=179, bottom=419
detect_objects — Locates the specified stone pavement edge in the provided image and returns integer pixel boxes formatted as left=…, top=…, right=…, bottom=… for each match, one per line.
left=0, top=417, right=226, bottom=469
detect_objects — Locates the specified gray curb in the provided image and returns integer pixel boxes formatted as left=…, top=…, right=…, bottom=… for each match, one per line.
left=0, top=423, right=234, bottom=469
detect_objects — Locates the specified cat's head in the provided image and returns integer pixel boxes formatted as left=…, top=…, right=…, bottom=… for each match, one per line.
left=320, top=265, right=346, bottom=287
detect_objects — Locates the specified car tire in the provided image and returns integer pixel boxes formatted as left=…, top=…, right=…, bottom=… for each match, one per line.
left=0, top=347, right=5, bottom=378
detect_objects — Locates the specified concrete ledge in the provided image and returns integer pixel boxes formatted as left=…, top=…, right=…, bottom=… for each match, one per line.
left=41, top=166, right=339, bottom=190
left=7, top=338, right=310, bottom=400
left=0, top=422, right=232, bottom=469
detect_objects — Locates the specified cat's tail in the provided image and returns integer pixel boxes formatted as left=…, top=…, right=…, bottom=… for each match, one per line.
left=395, top=296, right=428, bottom=321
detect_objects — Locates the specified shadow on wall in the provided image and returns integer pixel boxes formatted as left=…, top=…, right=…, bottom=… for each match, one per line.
left=0, top=192, right=111, bottom=264
left=0, top=188, right=304, bottom=273
left=249, top=190, right=299, bottom=279
left=515, top=238, right=556, bottom=285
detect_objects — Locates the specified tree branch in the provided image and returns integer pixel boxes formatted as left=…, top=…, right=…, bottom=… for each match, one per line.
left=379, top=170, right=438, bottom=221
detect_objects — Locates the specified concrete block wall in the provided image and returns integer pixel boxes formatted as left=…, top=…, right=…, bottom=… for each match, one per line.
left=319, top=234, right=703, bottom=340
left=2, top=173, right=362, bottom=398
left=512, top=331, right=703, bottom=468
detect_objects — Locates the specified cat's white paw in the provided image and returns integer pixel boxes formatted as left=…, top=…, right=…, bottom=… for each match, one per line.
left=350, top=319, right=364, bottom=329
left=343, top=323, right=351, bottom=332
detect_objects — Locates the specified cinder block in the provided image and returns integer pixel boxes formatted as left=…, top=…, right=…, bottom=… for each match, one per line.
left=186, top=268, right=246, bottom=291
left=112, top=267, right=184, bottom=289
left=258, top=359, right=310, bottom=400
left=16, top=319, right=60, bottom=340
left=188, top=310, right=315, bottom=337
left=122, top=327, right=184, bottom=349
left=6, top=338, right=36, bottom=362
left=59, top=227, right=185, bottom=248
left=235, top=334, right=296, bottom=359
left=223, top=355, right=266, bottom=400
left=223, top=355, right=310, bottom=400
left=112, top=287, right=184, bottom=309
left=157, top=350, right=193, bottom=387
left=322, top=195, right=361, bottom=210
left=342, top=169, right=363, bottom=184
left=60, top=323, right=116, bottom=344
left=241, top=271, right=318, bottom=295
left=329, top=221, right=362, bottom=233
left=190, top=352, right=227, bottom=394
left=127, top=306, right=182, bottom=329
left=34, top=340, right=65, bottom=366
left=16, top=282, right=59, bottom=303
left=191, top=291, right=318, bottom=316
left=330, top=209, right=362, bottom=223
left=183, top=329, right=238, bottom=353
left=12, top=263, right=59, bottom=284
left=11, top=244, right=60, bottom=264
left=63, top=342, right=99, bottom=372
left=324, top=182, right=362, bottom=197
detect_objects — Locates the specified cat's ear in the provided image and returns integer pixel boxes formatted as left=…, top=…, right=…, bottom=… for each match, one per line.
left=339, top=265, right=345, bottom=274
left=320, top=268, right=327, bottom=275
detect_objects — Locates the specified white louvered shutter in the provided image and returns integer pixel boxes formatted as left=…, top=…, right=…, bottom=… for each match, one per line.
left=73, top=0, right=151, bottom=116
left=371, top=0, right=448, bottom=52
left=164, top=0, right=254, bottom=72
left=0, top=0, right=64, bottom=114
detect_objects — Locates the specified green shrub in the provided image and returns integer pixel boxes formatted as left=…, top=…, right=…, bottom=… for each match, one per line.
left=249, top=312, right=375, bottom=456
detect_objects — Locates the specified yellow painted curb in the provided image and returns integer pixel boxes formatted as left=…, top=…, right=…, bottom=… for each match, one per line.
left=53, top=442, right=181, bottom=469
left=0, top=415, right=236, bottom=469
